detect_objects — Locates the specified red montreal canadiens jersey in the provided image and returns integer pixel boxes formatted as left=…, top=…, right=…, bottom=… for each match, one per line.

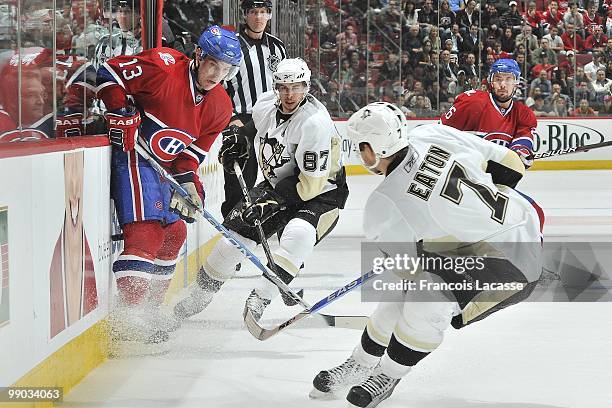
left=96, top=48, right=232, bottom=175
left=440, top=90, right=537, bottom=156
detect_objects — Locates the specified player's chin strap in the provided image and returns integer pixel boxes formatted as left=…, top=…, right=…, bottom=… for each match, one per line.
left=132, top=143, right=310, bottom=310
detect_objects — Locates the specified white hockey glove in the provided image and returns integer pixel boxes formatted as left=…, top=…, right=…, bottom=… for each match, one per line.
left=170, top=182, right=203, bottom=223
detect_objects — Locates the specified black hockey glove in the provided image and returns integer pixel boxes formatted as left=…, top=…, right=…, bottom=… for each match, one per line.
left=218, top=125, right=251, bottom=174
left=241, top=189, right=286, bottom=226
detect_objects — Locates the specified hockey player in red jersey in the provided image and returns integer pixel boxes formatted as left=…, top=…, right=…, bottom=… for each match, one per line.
left=441, top=58, right=537, bottom=168
left=95, top=25, right=241, bottom=341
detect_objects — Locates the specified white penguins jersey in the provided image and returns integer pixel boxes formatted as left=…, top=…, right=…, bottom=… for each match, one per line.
left=251, top=90, right=343, bottom=202
left=364, top=124, right=543, bottom=282
left=93, top=29, right=142, bottom=70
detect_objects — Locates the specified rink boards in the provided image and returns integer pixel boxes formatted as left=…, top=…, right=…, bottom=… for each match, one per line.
left=0, top=117, right=610, bottom=404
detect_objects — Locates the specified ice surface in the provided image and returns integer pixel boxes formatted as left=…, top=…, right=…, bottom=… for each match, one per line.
left=60, top=171, right=612, bottom=408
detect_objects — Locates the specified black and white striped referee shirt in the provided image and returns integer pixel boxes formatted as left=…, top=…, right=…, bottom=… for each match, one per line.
left=225, top=29, right=286, bottom=116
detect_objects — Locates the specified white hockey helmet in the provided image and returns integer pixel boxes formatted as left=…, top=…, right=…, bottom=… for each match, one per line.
left=347, top=102, right=409, bottom=171
left=273, top=57, right=311, bottom=89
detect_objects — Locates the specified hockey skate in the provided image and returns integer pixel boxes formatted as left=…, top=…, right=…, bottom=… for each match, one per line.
left=309, top=357, right=373, bottom=399
left=346, top=372, right=400, bottom=408
left=243, top=289, right=271, bottom=322
left=108, top=304, right=170, bottom=344
left=173, top=268, right=223, bottom=321
left=144, top=303, right=181, bottom=333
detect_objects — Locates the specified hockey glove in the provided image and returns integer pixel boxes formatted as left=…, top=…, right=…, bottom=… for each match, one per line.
left=218, top=125, right=251, bottom=174
left=170, top=173, right=205, bottom=223
left=241, top=189, right=286, bottom=226
left=105, top=106, right=141, bottom=152
left=511, top=145, right=534, bottom=169
left=56, top=112, right=85, bottom=138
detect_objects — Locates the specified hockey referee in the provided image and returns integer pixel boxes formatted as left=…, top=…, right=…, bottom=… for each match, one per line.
left=221, top=0, right=286, bottom=217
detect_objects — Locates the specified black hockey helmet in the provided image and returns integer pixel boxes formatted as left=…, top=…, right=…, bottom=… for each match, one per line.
left=240, top=0, right=273, bottom=12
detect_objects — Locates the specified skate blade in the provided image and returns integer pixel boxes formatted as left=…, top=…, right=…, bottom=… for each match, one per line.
left=309, top=388, right=341, bottom=400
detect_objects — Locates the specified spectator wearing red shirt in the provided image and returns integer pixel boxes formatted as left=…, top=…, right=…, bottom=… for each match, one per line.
left=541, top=1, right=564, bottom=33
left=561, top=23, right=585, bottom=52
left=585, top=25, right=608, bottom=52
left=572, top=98, right=598, bottom=116
left=558, top=49, right=577, bottom=77
left=523, top=2, right=543, bottom=37
left=583, top=3, right=603, bottom=36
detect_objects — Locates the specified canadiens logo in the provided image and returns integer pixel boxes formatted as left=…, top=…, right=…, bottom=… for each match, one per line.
left=260, top=136, right=290, bottom=178
left=149, top=128, right=196, bottom=162
left=158, top=52, right=175, bottom=66
left=210, top=27, right=221, bottom=36
left=267, top=54, right=281, bottom=72
left=483, top=132, right=513, bottom=147
left=0, top=128, right=48, bottom=142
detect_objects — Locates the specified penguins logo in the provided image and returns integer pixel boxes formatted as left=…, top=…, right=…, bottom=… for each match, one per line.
left=260, top=136, right=290, bottom=178
left=361, top=108, right=371, bottom=119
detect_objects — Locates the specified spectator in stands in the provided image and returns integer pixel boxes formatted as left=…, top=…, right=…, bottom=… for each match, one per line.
left=418, top=0, right=438, bottom=36
left=584, top=52, right=606, bottom=81
left=403, top=24, right=423, bottom=58
left=573, top=98, right=597, bottom=115
left=543, top=26, right=565, bottom=53
left=381, top=0, right=407, bottom=28
left=601, top=94, right=612, bottom=115
left=531, top=69, right=553, bottom=96
left=0, top=67, right=48, bottom=141
left=561, top=23, right=585, bottom=52
left=583, top=3, right=603, bottom=37
left=501, top=1, right=523, bottom=34
left=525, top=86, right=543, bottom=107
left=589, top=68, right=612, bottom=105
left=524, top=2, right=543, bottom=38
left=541, top=1, right=564, bottom=35
left=575, top=78, right=591, bottom=100
left=461, top=52, right=478, bottom=78
left=336, top=23, right=359, bottom=47
left=606, top=58, right=612, bottom=79
left=564, top=3, right=585, bottom=36
left=533, top=38, right=558, bottom=64
left=515, top=51, right=531, bottom=76
left=438, top=0, right=456, bottom=37
left=425, top=27, right=442, bottom=52
left=448, top=0, right=464, bottom=13
left=448, top=69, right=468, bottom=95
left=585, top=24, right=608, bottom=53
left=531, top=94, right=554, bottom=116
left=456, top=0, right=480, bottom=35
left=379, top=52, right=401, bottom=84
left=443, top=23, right=463, bottom=53
left=553, top=67, right=572, bottom=94
left=547, top=82, right=574, bottom=109
left=550, top=96, right=570, bottom=116
left=439, top=49, right=459, bottom=86
left=403, top=1, right=419, bottom=27
left=559, top=49, right=577, bottom=76
left=461, top=23, right=481, bottom=56
left=532, top=53, right=555, bottom=78
left=482, top=3, right=501, bottom=39
left=501, top=27, right=516, bottom=53
left=482, top=52, right=496, bottom=75
left=603, top=38, right=612, bottom=61
left=515, top=25, right=539, bottom=54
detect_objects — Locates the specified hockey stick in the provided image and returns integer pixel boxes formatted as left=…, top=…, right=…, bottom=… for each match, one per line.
left=233, top=162, right=286, bottom=286
left=244, top=269, right=377, bottom=340
left=531, top=140, right=612, bottom=160
left=132, top=143, right=310, bottom=309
